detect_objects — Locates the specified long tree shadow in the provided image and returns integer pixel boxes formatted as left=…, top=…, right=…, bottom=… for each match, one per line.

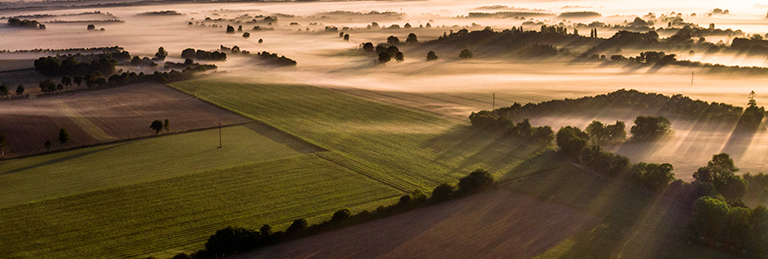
left=1, top=142, right=131, bottom=175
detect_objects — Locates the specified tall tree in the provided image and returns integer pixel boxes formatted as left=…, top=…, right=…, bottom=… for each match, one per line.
left=426, top=51, right=438, bottom=61
left=155, top=47, right=168, bottom=60
left=15, top=85, right=23, bottom=96
left=406, top=33, right=418, bottom=43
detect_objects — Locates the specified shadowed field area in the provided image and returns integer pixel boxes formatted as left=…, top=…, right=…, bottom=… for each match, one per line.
left=233, top=189, right=598, bottom=259
left=0, top=82, right=250, bottom=157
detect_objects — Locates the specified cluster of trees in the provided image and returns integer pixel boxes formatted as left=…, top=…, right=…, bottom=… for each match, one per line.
left=7, top=18, right=43, bottom=29
left=34, top=53, right=125, bottom=76
left=585, top=120, right=626, bottom=145
left=254, top=51, right=297, bottom=66
left=167, top=170, right=496, bottom=259
left=150, top=119, right=169, bottom=134
left=733, top=92, right=765, bottom=132
left=468, top=110, right=554, bottom=142
left=688, top=197, right=768, bottom=255
left=459, top=49, right=473, bottom=59
left=556, top=126, right=675, bottom=191
left=629, top=116, right=671, bottom=141
left=181, top=49, right=227, bottom=61
left=493, top=89, right=744, bottom=124
left=0, top=84, right=24, bottom=97
left=42, top=128, right=70, bottom=152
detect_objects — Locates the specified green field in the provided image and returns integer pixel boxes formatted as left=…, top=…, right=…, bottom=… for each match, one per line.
left=0, top=124, right=310, bottom=207
left=0, top=79, right=553, bottom=259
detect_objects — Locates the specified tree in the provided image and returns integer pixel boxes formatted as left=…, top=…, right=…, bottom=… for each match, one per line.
left=556, top=126, right=589, bottom=159
left=362, top=42, right=374, bottom=52
left=181, top=48, right=196, bottom=59
left=406, top=33, right=418, bottom=43
left=87, top=24, right=95, bottom=30
left=457, top=169, right=495, bottom=194
left=226, top=25, right=235, bottom=33
left=431, top=183, right=454, bottom=202
left=394, top=52, right=404, bottom=62
left=61, top=76, right=71, bottom=91
left=426, top=51, right=438, bottom=61
left=242, top=32, right=250, bottom=39
left=258, top=38, right=263, bottom=44
left=0, top=84, right=7, bottom=97
left=205, top=226, right=259, bottom=256
left=15, top=85, right=23, bottom=96
left=39, top=79, right=56, bottom=94
left=259, top=224, right=272, bottom=236
left=343, top=34, right=349, bottom=41
left=0, top=134, right=6, bottom=156
left=459, top=49, right=473, bottom=59
left=693, top=153, right=747, bottom=201
left=155, top=47, right=168, bottom=60
left=378, top=52, right=391, bottom=63
left=630, top=116, right=671, bottom=141
left=150, top=120, right=164, bottom=134
left=237, top=25, right=242, bottom=32
left=58, top=128, right=70, bottom=147
left=286, top=218, right=308, bottom=233
left=73, top=76, right=82, bottom=87
left=44, top=140, right=51, bottom=152
left=387, top=35, right=400, bottom=45
left=164, top=119, right=170, bottom=132
left=331, top=208, right=351, bottom=222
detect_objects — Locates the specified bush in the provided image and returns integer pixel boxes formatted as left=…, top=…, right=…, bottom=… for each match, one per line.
left=457, top=169, right=496, bottom=194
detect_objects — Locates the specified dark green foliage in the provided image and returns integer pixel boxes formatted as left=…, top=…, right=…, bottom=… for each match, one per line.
left=630, top=116, right=671, bottom=141
left=331, top=209, right=351, bottom=222
left=495, top=89, right=743, bottom=124
left=205, top=226, right=259, bottom=255
left=150, top=120, right=163, bottom=134
left=556, top=126, right=589, bottom=159
left=426, top=51, right=438, bottom=61
left=286, top=219, right=308, bottom=233
left=457, top=169, right=495, bottom=194
left=34, top=54, right=119, bottom=77
left=688, top=196, right=768, bottom=255
left=406, top=33, right=418, bottom=43
left=459, top=49, right=473, bottom=59
left=15, top=85, right=24, bottom=95
left=468, top=110, right=554, bottom=142
left=693, top=153, right=748, bottom=201
left=586, top=120, right=626, bottom=145
left=378, top=52, right=391, bottom=63
left=625, top=162, right=675, bottom=191
left=58, top=128, right=70, bottom=146
left=431, top=183, right=455, bottom=202
left=255, top=51, right=297, bottom=66
left=579, top=145, right=630, bottom=177
left=38, top=79, right=56, bottom=94
left=743, top=173, right=768, bottom=203
left=362, top=42, right=374, bottom=52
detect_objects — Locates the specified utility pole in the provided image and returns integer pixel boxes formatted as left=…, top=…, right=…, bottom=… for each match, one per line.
left=691, top=71, right=694, bottom=86
left=492, top=92, right=496, bottom=110
left=218, top=123, right=222, bottom=148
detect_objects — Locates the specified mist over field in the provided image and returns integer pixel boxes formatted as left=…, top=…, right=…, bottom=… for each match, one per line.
left=3, top=0, right=768, bottom=258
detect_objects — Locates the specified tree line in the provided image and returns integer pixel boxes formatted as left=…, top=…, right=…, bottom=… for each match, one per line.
left=150, top=169, right=497, bottom=259
left=468, top=110, right=554, bottom=142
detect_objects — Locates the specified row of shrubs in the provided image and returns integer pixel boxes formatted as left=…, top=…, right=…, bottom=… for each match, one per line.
left=155, top=169, right=497, bottom=259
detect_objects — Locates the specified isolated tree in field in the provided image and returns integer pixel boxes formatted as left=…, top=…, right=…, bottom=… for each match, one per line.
left=242, top=32, right=250, bottom=39
left=0, top=84, right=7, bottom=97
left=459, top=49, right=473, bottom=59
left=226, top=25, right=235, bottom=33
left=237, top=25, right=242, bottom=32
left=339, top=32, right=344, bottom=37
left=258, top=38, right=263, bottom=44
left=15, top=85, right=23, bottom=95
left=387, top=35, right=400, bottom=45
left=362, top=42, right=374, bottom=52
left=164, top=119, right=170, bottom=132
left=406, top=33, right=418, bottom=43
left=458, top=169, right=496, bottom=194
left=150, top=120, right=164, bottom=134
left=343, top=34, right=349, bottom=41
left=59, top=128, right=70, bottom=147
left=73, top=76, right=82, bottom=87
left=426, top=51, right=438, bottom=61
left=155, top=47, right=168, bottom=60
left=44, top=140, right=51, bottom=152
left=0, top=134, right=6, bottom=156
left=378, top=52, right=391, bottom=63
left=87, top=24, right=95, bottom=30
left=394, top=52, right=404, bottom=62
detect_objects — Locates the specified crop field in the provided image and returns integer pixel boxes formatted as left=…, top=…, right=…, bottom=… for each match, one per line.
left=170, top=78, right=554, bottom=191
left=0, top=124, right=315, bottom=207
left=0, top=82, right=250, bottom=157
left=0, top=155, right=402, bottom=259
left=235, top=189, right=598, bottom=259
